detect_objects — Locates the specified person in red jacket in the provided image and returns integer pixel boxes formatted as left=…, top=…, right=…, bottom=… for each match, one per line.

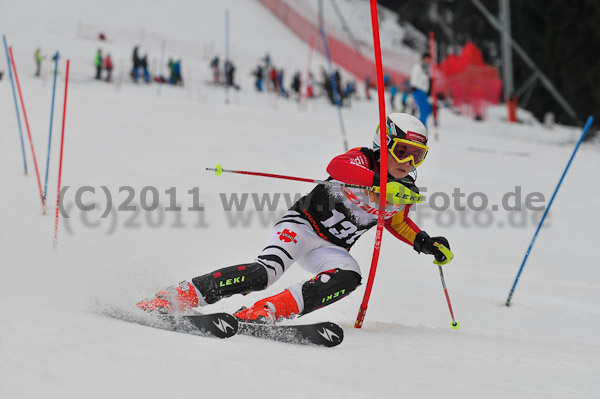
left=104, top=53, right=113, bottom=82
left=137, top=113, right=453, bottom=323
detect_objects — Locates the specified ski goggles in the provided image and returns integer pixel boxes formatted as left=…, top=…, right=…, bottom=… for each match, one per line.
left=387, top=136, right=428, bottom=167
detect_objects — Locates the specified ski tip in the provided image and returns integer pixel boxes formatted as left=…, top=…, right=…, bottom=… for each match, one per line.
left=313, top=322, right=344, bottom=347
left=184, top=312, right=238, bottom=338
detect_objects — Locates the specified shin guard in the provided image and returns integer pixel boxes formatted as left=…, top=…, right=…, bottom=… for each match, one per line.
left=192, top=263, right=268, bottom=305
left=301, top=268, right=362, bottom=315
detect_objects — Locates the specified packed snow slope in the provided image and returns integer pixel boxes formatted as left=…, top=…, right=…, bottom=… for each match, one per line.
left=1, top=1, right=599, bottom=398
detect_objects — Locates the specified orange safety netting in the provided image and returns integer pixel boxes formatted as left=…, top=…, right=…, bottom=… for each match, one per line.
left=436, top=41, right=502, bottom=119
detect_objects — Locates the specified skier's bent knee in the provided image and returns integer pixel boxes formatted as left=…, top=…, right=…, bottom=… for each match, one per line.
left=300, top=268, right=362, bottom=315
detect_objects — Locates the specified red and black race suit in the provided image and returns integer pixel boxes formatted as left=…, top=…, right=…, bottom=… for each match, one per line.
left=289, top=147, right=421, bottom=250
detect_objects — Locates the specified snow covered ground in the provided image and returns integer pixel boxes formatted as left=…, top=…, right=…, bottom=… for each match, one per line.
left=1, top=1, right=599, bottom=398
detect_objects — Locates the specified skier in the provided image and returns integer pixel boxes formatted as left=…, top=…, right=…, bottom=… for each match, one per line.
left=410, top=52, right=433, bottom=127
left=137, top=113, right=453, bottom=324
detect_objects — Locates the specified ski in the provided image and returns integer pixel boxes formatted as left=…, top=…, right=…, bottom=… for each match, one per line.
left=170, top=313, right=239, bottom=339
left=237, top=321, right=344, bottom=347
left=99, top=306, right=238, bottom=339
left=99, top=305, right=341, bottom=345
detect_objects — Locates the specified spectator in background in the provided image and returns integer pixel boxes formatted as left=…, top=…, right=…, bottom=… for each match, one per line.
left=383, top=73, right=391, bottom=88
left=364, top=75, right=373, bottom=100
left=225, top=60, right=235, bottom=88
left=263, top=53, right=271, bottom=70
left=104, top=53, right=113, bottom=82
left=34, top=48, right=42, bottom=77
left=410, top=52, right=432, bottom=127
left=140, top=54, right=150, bottom=83
left=171, top=59, right=183, bottom=86
left=343, top=80, right=357, bottom=105
left=390, top=83, right=398, bottom=111
left=323, top=69, right=344, bottom=106
left=94, top=49, right=103, bottom=80
left=269, top=66, right=278, bottom=92
left=291, top=71, right=301, bottom=101
left=306, top=72, right=314, bottom=99
left=132, top=46, right=141, bottom=83
left=168, top=58, right=175, bottom=84
left=334, top=69, right=343, bottom=101
left=210, top=56, right=220, bottom=84
left=252, top=64, right=264, bottom=92
left=277, top=68, right=288, bottom=97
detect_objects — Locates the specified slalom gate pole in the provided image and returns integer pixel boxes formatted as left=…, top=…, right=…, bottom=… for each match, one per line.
left=206, top=165, right=378, bottom=193
left=505, top=116, right=594, bottom=306
left=54, top=60, right=70, bottom=247
left=438, top=265, right=460, bottom=329
left=355, top=0, right=388, bottom=329
left=9, top=46, right=46, bottom=212
left=43, top=51, right=59, bottom=200
left=318, top=0, right=349, bottom=152
left=3, top=35, right=28, bottom=175
left=300, top=36, right=315, bottom=111
left=224, top=9, right=230, bottom=105
left=429, top=31, right=439, bottom=138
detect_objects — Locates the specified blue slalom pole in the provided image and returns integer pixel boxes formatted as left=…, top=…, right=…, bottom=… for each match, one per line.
left=505, top=116, right=594, bottom=306
left=3, top=34, right=28, bottom=175
left=43, top=51, right=59, bottom=201
left=318, top=1, right=348, bottom=151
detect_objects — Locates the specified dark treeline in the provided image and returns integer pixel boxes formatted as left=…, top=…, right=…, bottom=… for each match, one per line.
left=378, top=0, right=600, bottom=126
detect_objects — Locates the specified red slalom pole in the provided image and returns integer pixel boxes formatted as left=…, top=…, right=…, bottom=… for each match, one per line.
left=54, top=59, right=70, bottom=247
left=9, top=47, right=46, bottom=213
left=355, top=0, right=388, bottom=329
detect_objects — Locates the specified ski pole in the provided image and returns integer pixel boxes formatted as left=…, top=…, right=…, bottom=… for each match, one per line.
left=207, top=164, right=423, bottom=203
left=436, top=247, right=460, bottom=329
left=207, top=164, right=377, bottom=192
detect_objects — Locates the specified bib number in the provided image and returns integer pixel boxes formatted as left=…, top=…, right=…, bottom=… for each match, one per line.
left=322, top=209, right=367, bottom=245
